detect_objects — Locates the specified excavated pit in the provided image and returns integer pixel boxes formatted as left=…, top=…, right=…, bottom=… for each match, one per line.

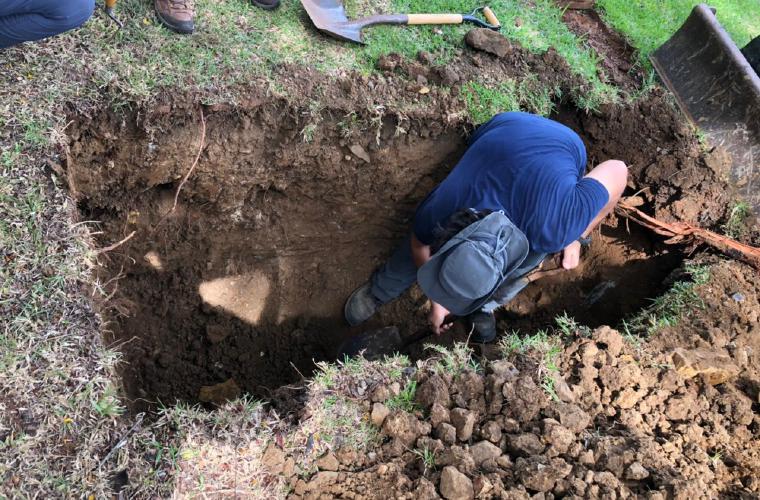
left=65, top=96, right=715, bottom=407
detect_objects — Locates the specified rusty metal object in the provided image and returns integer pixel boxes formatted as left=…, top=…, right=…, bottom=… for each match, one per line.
left=300, top=0, right=500, bottom=44
left=650, top=4, right=760, bottom=216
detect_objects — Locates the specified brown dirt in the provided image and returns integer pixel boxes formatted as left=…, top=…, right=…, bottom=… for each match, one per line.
left=64, top=29, right=743, bottom=411
left=264, top=325, right=760, bottom=498
left=562, top=9, right=644, bottom=91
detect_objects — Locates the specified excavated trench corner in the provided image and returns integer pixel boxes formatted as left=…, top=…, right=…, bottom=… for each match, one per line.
left=66, top=100, right=686, bottom=407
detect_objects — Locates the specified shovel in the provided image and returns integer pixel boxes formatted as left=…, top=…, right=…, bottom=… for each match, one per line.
left=300, top=0, right=501, bottom=44
left=338, top=258, right=566, bottom=359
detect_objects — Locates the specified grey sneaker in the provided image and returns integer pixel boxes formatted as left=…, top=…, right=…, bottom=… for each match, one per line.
left=466, top=311, right=497, bottom=343
left=344, top=282, right=382, bottom=326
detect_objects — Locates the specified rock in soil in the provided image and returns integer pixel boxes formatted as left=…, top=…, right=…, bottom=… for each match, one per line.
left=316, top=452, right=339, bottom=472
left=464, top=28, right=513, bottom=58
left=439, top=466, right=474, bottom=500
left=370, top=402, right=390, bottom=427
left=671, top=347, right=740, bottom=385
left=197, top=378, right=241, bottom=404
left=450, top=408, right=477, bottom=442
left=470, top=440, right=501, bottom=465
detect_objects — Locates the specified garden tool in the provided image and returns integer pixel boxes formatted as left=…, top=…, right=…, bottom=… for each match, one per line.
left=102, top=0, right=123, bottom=28
left=650, top=4, right=760, bottom=216
left=300, top=0, right=501, bottom=44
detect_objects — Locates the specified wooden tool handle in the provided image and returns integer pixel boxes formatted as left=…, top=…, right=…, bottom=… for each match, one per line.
left=407, top=13, right=464, bottom=25
left=482, top=6, right=501, bottom=27
left=106, top=0, right=117, bottom=7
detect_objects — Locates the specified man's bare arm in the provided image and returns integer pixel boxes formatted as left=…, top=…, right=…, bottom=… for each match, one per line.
left=562, top=159, right=628, bottom=269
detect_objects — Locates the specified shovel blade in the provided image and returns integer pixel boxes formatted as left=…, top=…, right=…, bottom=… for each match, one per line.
left=300, top=0, right=365, bottom=43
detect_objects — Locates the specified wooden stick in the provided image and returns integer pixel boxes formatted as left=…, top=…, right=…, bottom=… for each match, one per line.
left=615, top=199, right=760, bottom=271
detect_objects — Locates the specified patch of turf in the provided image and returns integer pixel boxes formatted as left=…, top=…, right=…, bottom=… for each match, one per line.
left=598, top=0, right=760, bottom=66
left=622, top=263, right=711, bottom=337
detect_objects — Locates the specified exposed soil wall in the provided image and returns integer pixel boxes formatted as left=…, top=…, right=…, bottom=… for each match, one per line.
left=64, top=41, right=738, bottom=408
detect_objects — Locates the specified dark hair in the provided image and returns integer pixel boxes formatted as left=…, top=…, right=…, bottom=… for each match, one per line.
left=431, top=208, right=494, bottom=254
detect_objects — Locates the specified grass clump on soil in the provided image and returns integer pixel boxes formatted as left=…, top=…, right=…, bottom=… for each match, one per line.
left=462, top=76, right=557, bottom=123
left=622, top=263, right=710, bottom=337
left=722, top=201, right=752, bottom=240
left=425, top=341, right=481, bottom=375
left=498, top=328, right=562, bottom=400
left=597, top=0, right=760, bottom=66
left=386, top=380, right=420, bottom=412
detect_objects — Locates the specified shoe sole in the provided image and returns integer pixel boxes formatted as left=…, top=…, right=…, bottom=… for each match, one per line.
left=155, top=10, right=194, bottom=34
left=251, top=0, right=281, bottom=10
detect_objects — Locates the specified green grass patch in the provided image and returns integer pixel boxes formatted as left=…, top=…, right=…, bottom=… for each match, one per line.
left=721, top=201, right=752, bottom=240
left=462, top=75, right=556, bottom=123
left=622, top=263, right=710, bottom=337
left=598, top=0, right=760, bottom=66
left=386, top=380, right=419, bottom=412
left=498, top=329, right=562, bottom=400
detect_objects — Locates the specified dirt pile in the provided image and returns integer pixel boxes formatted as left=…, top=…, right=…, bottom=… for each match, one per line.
left=280, top=326, right=758, bottom=498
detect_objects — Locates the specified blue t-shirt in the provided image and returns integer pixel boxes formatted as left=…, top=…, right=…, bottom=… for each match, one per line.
left=413, top=112, right=609, bottom=254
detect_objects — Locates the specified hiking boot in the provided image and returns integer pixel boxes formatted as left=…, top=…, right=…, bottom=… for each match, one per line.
left=155, top=0, right=195, bottom=34
left=251, top=0, right=281, bottom=10
left=344, top=282, right=382, bottom=326
left=466, top=311, right=497, bottom=343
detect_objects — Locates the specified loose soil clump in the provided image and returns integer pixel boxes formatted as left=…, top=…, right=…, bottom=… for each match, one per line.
left=259, top=325, right=760, bottom=498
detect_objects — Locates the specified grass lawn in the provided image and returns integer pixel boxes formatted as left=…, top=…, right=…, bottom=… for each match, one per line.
left=0, top=0, right=757, bottom=497
left=598, top=0, right=760, bottom=65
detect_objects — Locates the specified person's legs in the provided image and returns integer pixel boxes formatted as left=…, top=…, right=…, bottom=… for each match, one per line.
left=370, top=234, right=418, bottom=303
left=0, top=0, right=94, bottom=49
left=345, top=234, right=418, bottom=326
left=468, top=250, right=547, bottom=342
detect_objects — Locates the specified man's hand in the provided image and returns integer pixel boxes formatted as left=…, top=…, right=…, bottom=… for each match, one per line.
left=429, top=302, right=453, bottom=335
left=561, top=240, right=582, bottom=270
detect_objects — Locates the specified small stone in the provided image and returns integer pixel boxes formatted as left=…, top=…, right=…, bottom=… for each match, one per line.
left=371, top=403, right=390, bottom=427
left=507, top=433, right=545, bottom=456
left=440, top=466, right=474, bottom=499
left=316, top=452, right=339, bottom=471
left=418, top=86, right=430, bottom=95
left=436, top=422, right=457, bottom=445
left=383, top=411, right=423, bottom=446
left=450, top=408, right=477, bottom=442
left=198, top=378, right=241, bottom=404
left=349, top=144, right=371, bottom=163
left=731, top=292, right=745, bottom=303
left=430, top=403, right=450, bottom=428
left=470, top=441, right=502, bottom=465
left=490, top=360, right=518, bottom=378
left=481, top=420, right=502, bottom=443
left=370, top=384, right=391, bottom=402
left=261, top=443, right=286, bottom=474
left=671, top=347, right=740, bottom=385
left=416, top=375, right=451, bottom=409
left=625, top=462, right=649, bottom=480
left=464, top=28, right=512, bottom=58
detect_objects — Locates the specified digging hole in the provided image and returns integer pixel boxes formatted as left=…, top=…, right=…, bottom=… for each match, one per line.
left=67, top=101, right=684, bottom=407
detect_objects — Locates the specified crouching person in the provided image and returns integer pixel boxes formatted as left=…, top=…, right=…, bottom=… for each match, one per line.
left=344, top=112, right=628, bottom=342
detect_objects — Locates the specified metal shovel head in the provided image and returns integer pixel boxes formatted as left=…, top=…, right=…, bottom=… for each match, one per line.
left=651, top=4, right=760, bottom=216
left=300, top=0, right=365, bottom=43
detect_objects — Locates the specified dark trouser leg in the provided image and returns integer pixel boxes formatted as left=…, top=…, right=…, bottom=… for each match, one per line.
left=0, top=0, right=94, bottom=49
left=370, top=234, right=418, bottom=304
